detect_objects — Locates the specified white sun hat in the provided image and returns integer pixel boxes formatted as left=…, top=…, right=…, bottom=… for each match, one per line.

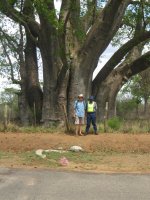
left=78, top=94, right=84, bottom=97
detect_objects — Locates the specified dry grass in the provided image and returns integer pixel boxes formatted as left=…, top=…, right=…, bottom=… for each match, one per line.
left=0, top=133, right=150, bottom=153
left=0, top=133, right=150, bottom=172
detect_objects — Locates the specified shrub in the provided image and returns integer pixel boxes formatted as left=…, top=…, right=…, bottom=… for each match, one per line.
left=107, top=117, right=121, bottom=131
left=116, top=99, right=137, bottom=118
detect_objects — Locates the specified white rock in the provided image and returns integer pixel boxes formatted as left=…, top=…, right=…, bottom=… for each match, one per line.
left=35, top=149, right=46, bottom=159
left=69, top=146, right=84, bottom=152
left=35, top=149, right=68, bottom=159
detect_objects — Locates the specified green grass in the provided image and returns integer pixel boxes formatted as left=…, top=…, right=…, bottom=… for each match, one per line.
left=0, top=151, right=13, bottom=159
left=19, top=151, right=107, bottom=167
left=45, top=151, right=100, bottom=164
left=1, top=150, right=150, bottom=172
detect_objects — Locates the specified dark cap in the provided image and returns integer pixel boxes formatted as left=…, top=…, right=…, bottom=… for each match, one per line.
left=89, top=96, right=94, bottom=100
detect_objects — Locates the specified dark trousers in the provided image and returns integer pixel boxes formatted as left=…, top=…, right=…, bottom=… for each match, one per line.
left=86, top=112, right=97, bottom=133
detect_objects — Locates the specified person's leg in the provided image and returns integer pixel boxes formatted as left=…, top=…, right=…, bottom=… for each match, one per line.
left=79, top=118, right=83, bottom=135
left=75, top=125, right=79, bottom=136
left=85, top=114, right=91, bottom=134
left=75, top=116, right=79, bottom=136
left=91, top=113, right=98, bottom=134
left=79, top=125, right=83, bottom=135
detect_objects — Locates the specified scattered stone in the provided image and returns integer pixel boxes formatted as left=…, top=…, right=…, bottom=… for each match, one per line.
left=35, top=146, right=84, bottom=159
left=35, top=149, right=46, bottom=159
left=69, top=146, right=84, bottom=152
left=57, top=147, right=63, bottom=150
left=35, top=149, right=67, bottom=159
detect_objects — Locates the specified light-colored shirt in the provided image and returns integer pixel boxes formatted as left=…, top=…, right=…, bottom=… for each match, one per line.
left=74, top=100, right=85, bottom=118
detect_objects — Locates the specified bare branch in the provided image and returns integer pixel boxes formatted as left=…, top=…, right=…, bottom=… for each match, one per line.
left=1, top=38, right=21, bottom=84
left=0, top=0, right=40, bottom=44
left=78, top=0, right=131, bottom=77
left=93, top=30, right=150, bottom=86
left=128, top=51, right=150, bottom=76
left=59, top=0, right=71, bottom=24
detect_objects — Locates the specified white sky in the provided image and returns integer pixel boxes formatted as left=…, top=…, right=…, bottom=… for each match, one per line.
left=93, top=45, right=117, bottom=79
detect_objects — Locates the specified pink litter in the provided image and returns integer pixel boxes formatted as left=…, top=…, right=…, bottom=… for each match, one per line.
left=59, top=157, right=69, bottom=166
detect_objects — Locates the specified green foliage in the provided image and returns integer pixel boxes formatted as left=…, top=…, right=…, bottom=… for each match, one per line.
left=0, top=88, right=19, bottom=104
left=33, top=0, right=58, bottom=28
left=107, top=117, right=121, bottom=131
left=8, top=0, right=17, bottom=6
left=0, top=88, right=19, bottom=122
left=117, top=99, right=138, bottom=117
left=112, top=2, right=150, bottom=47
left=120, top=70, right=150, bottom=105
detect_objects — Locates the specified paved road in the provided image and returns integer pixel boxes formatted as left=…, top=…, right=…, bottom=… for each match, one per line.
left=0, top=168, right=150, bottom=200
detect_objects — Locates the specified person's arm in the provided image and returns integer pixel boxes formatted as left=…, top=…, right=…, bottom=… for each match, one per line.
left=74, top=101, right=77, bottom=117
left=94, top=102, right=97, bottom=112
left=84, top=101, right=87, bottom=113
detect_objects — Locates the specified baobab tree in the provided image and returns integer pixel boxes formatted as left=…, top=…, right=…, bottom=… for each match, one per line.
left=0, top=0, right=150, bottom=125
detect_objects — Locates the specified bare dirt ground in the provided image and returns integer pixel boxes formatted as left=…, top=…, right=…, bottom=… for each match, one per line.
left=0, top=132, right=150, bottom=173
left=0, top=132, right=150, bottom=152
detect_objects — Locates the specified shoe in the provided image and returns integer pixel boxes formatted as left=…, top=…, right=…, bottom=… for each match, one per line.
left=94, top=132, right=98, bottom=135
left=84, top=132, right=88, bottom=136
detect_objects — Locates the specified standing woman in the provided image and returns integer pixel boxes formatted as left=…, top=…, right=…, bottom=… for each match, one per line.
left=74, top=94, right=85, bottom=136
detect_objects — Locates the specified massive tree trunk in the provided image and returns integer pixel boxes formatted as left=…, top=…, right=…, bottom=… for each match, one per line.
left=67, top=0, right=131, bottom=120
left=139, top=68, right=150, bottom=117
left=38, top=6, right=62, bottom=125
left=24, top=33, right=43, bottom=123
left=23, top=0, right=43, bottom=124
left=18, top=25, right=30, bottom=125
left=3, top=0, right=150, bottom=127
left=94, top=50, right=150, bottom=121
left=93, top=10, right=149, bottom=121
left=95, top=69, right=126, bottom=121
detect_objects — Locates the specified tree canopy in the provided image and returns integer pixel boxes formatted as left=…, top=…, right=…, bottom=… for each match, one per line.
left=0, top=0, right=150, bottom=125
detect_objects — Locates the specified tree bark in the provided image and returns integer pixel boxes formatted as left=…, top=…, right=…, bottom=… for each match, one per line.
left=38, top=10, right=62, bottom=125
left=144, top=98, right=148, bottom=116
left=24, top=33, right=43, bottom=123
left=94, top=49, right=150, bottom=121
left=67, top=0, right=131, bottom=120
left=23, top=0, right=43, bottom=124
left=18, top=25, right=30, bottom=125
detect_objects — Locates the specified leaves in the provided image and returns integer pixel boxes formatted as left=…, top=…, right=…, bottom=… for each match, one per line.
left=120, top=68, right=150, bottom=103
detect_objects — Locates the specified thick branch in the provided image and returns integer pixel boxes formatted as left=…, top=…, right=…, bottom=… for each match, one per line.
left=81, top=0, right=98, bottom=33
left=129, top=51, right=150, bottom=76
left=80, top=0, right=131, bottom=54
left=93, top=31, right=150, bottom=87
left=59, top=0, right=71, bottom=25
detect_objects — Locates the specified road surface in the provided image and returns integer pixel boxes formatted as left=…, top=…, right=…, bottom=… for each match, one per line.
left=0, top=168, right=150, bottom=200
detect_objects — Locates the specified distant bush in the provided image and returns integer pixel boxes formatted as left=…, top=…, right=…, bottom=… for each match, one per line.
left=116, top=99, right=137, bottom=118
left=107, top=117, right=121, bottom=131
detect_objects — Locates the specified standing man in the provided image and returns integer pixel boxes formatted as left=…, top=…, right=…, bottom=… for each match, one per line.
left=74, top=94, right=86, bottom=136
left=85, top=96, right=98, bottom=135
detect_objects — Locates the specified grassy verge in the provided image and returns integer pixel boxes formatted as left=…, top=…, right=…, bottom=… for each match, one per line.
left=0, top=118, right=150, bottom=134
left=0, top=150, right=150, bottom=173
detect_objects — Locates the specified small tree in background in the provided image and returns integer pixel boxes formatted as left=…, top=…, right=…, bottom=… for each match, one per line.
left=0, top=88, right=19, bottom=122
left=117, top=68, right=150, bottom=119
